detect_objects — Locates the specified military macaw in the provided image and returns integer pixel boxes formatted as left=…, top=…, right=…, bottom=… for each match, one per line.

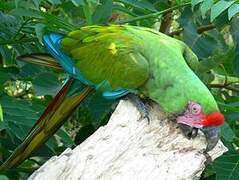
left=0, top=25, right=224, bottom=171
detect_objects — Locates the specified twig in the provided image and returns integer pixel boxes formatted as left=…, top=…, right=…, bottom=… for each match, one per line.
left=159, top=0, right=172, bottom=34
left=117, top=2, right=191, bottom=24
left=115, top=0, right=156, bottom=14
left=168, top=24, right=216, bottom=36
left=209, top=84, right=239, bottom=92
left=226, top=80, right=239, bottom=86
left=197, top=24, right=216, bottom=34
left=167, top=28, right=183, bottom=36
left=159, top=12, right=172, bottom=34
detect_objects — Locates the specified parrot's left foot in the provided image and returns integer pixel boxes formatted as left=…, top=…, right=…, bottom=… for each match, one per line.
left=126, top=93, right=150, bottom=123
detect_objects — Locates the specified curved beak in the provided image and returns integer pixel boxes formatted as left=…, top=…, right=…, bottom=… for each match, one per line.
left=201, top=126, right=220, bottom=152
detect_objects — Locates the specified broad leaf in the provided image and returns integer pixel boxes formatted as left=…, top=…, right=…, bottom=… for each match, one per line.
left=180, top=8, right=227, bottom=59
left=32, top=72, right=62, bottom=96
left=35, top=23, right=46, bottom=44
left=71, top=0, right=85, bottom=6
left=200, top=0, right=213, bottom=19
left=210, top=0, right=235, bottom=22
left=220, top=122, right=236, bottom=142
left=228, top=3, right=239, bottom=20
left=92, top=0, right=113, bottom=24
left=0, top=103, right=3, bottom=121
left=10, top=8, right=42, bottom=18
left=213, top=153, right=239, bottom=180
left=230, top=18, right=239, bottom=75
left=0, top=175, right=10, bottom=180
left=191, top=0, right=204, bottom=10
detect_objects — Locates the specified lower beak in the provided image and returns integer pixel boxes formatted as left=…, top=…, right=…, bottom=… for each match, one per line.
left=178, top=124, right=198, bottom=139
left=201, top=126, right=220, bottom=152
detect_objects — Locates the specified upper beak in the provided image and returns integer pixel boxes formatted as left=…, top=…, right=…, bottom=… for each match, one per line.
left=201, top=126, right=220, bottom=152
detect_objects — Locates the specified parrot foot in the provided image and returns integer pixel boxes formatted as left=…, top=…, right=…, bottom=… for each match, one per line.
left=178, top=124, right=198, bottom=139
left=203, top=151, right=212, bottom=165
left=126, top=93, right=150, bottom=123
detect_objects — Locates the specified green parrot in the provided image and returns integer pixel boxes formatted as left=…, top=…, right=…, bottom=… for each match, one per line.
left=0, top=25, right=224, bottom=171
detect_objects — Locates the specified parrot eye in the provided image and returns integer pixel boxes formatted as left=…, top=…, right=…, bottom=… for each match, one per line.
left=190, top=104, right=201, bottom=115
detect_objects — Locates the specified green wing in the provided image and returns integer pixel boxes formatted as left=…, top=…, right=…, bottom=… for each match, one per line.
left=61, top=25, right=150, bottom=91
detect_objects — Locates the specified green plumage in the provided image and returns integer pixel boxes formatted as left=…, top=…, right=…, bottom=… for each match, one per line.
left=0, top=25, right=222, bottom=171
left=61, top=25, right=218, bottom=114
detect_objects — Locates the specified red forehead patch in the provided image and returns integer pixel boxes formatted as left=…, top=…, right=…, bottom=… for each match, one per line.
left=204, top=112, right=225, bottom=126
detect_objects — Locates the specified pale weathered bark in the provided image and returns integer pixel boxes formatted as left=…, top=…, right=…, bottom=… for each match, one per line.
left=29, top=100, right=227, bottom=180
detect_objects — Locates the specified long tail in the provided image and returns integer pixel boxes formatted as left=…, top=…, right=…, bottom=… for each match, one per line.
left=17, top=53, right=63, bottom=70
left=0, top=79, right=94, bottom=171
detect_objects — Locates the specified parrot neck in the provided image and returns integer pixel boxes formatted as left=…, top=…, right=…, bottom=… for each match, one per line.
left=134, top=29, right=219, bottom=115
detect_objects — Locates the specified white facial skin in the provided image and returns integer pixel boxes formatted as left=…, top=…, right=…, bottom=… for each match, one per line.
left=176, top=101, right=206, bottom=128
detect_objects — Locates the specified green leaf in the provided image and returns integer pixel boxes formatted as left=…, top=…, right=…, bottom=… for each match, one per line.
left=0, top=46, right=15, bottom=66
left=220, top=122, right=236, bottom=142
left=32, top=72, right=62, bottom=96
left=185, top=25, right=224, bottom=58
left=35, top=23, right=46, bottom=44
left=198, top=48, right=234, bottom=73
left=20, top=63, right=47, bottom=78
left=230, top=18, right=239, bottom=75
left=0, top=104, right=3, bottom=121
left=41, top=13, right=76, bottom=31
left=0, top=175, right=10, bottom=180
left=0, top=1, right=15, bottom=11
left=228, top=3, right=239, bottom=20
left=56, top=128, right=75, bottom=147
left=200, top=0, right=213, bottom=19
left=180, top=8, right=227, bottom=59
left=0, top=95, right=44, bottom=140
left=10, top=8, right=42, bottom=18
left=92, top=0, right=113, bottom=24
left=83, top=3, right=93, bottom=25
left=191, top=0, right=204, bottom=10
left=210, top=0, right=235, bottom=22
left=82, top=92, right=115, bottom=127
left=32, top=0, right=40, bottom=9
left=48, top=0, right=62, bottom=5
left=15, top=0, right=21, bottom=8
left=0, top=70, right=11, bottom=91
left=71, top=0, right=85, bottom=6
left=0, top=95, right=66, bottom=155
left=118, top=0, right=156, bottom=13
left=213, top=153, right=239, bottom=180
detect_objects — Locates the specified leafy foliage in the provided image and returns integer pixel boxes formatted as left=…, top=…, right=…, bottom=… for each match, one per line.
left=0, top=0, right=239, bottom=179
left=192, top=0, right=239, bottom=21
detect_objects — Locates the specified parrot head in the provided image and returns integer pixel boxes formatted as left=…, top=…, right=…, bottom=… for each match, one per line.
left=176, top=101, right=224, bottom=152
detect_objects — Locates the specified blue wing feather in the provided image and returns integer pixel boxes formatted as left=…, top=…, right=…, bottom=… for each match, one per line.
left=42, top=33, right=129, bottom=99
left=43, top=33, right=92, bottom=85
left=103, top=90, right=130, bottom=99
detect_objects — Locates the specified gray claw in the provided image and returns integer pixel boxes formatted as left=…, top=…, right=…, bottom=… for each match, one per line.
left=126, top=93, right=150, bottom=122
left=203, top=152, right=212, bottom=166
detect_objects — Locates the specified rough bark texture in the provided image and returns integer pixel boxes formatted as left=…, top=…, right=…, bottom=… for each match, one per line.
left=29, top=100, right=227, bottom=180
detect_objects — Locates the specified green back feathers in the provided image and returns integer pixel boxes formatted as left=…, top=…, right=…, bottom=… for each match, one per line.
left=61, top=25, right=149, bottom=91
left=61, top=25, right=219, bottom=114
